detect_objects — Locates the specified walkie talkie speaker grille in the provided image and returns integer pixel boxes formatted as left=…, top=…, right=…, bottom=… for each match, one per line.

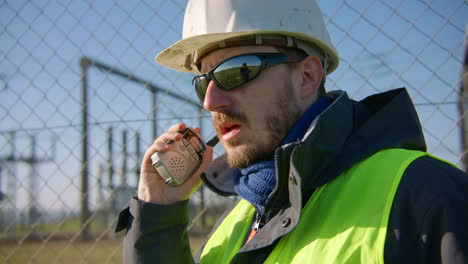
left=168, top=156, right=187, bottom=180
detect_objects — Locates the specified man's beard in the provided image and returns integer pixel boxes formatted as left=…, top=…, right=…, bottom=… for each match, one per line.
left=214, top=80, right=302, bottom=168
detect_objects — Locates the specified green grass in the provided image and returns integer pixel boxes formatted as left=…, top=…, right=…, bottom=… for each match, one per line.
left=15, top=218, right=82, bottom=234
left=0, top=235, right=207, bottom=263
left=0, top=212, right=214, bottom=263
left=0, top=239, right=123, bottom=264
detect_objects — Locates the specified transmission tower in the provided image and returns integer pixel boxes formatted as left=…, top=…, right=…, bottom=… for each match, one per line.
left=0, top=132, right=55, bottom=238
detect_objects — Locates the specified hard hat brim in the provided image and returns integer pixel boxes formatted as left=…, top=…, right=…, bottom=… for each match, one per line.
left=155, top=30, right=339, bottom=74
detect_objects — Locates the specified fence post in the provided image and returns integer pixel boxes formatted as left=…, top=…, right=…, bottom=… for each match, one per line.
left=459, top=28, right=468, bottom=173
left=107, top=126, right=114, bottom=191
left=152, top=91, right=157, bottom=140
left=5, top=132, right=17, bottom=238
left=107, top=126, right=116, bottom=239
left=26, top=135, right=40, bottom=231
left=121, top=129, right=128, bottom=185
left=80, top=57, right=91, bottom=241
left=135, top=131, right=141, bottom=184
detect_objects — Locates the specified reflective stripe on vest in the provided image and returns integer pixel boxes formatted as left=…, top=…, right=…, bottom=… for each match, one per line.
left=200, top=149, right=432, bottom=264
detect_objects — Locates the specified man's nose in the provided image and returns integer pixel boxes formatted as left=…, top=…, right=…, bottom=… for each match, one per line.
left=203, top=80, right=231, bottom=111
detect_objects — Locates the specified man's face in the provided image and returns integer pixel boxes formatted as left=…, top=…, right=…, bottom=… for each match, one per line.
left=200, top=46, right=304, bottom=168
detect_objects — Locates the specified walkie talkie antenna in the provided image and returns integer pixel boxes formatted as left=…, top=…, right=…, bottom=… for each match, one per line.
left=206, top=135, right=219, bottom=147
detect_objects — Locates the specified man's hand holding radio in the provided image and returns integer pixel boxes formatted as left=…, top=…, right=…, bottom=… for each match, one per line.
left=137, top=123, right=213, bottom=205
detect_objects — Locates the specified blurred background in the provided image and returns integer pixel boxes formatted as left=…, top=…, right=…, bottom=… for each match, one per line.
left=0, top=0, right=467, bottom=263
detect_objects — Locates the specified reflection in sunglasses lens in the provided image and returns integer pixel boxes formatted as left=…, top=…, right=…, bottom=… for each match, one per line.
left=214, top=55, right=261, bottom=90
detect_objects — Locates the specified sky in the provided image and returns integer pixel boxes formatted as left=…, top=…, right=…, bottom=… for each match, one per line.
left=0, top=0, right=467, bottom=213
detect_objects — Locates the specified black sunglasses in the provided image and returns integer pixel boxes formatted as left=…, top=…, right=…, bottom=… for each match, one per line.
left=192, top=53, right=305, bottom=103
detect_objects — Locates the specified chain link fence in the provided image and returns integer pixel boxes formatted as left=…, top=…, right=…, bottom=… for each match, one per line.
left=0, top=0, right=466, bottom=263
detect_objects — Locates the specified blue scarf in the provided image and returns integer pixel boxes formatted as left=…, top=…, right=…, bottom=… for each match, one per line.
left=234, top=97, right=331, bottom=213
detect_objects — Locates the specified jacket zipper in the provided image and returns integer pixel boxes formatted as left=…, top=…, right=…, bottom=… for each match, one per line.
left=254, top=212, right=265, bottom=231
left=261, top=148, right=282, bottom=220
left=246, top=212, right=265, bottom=244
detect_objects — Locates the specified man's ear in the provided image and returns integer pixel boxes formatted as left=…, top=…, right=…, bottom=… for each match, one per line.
left=297, top=56, right=324, bottom=102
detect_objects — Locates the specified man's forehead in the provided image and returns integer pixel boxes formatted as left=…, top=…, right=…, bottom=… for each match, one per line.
left=199, top=45, right=278, bottom=73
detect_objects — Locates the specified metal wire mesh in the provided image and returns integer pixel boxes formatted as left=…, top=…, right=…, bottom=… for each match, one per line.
left=0, top=0, right=466, bottom=263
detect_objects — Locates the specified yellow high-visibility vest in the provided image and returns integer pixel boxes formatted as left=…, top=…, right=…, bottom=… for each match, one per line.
left=201, top=149, right=447, bottom=263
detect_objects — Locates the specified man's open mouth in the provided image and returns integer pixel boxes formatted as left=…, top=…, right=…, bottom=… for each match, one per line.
left=221, top=124, right=241, bottom=134
left=219, top=123, right=242, bottom=142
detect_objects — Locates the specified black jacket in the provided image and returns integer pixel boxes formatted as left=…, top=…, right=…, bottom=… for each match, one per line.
left=117, top=88, right=468, bottom=263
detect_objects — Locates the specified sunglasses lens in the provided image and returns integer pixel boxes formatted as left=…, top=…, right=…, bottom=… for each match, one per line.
left=213, top=55, right=262, bottom=90
left=193, top=76, right=208, bottom=102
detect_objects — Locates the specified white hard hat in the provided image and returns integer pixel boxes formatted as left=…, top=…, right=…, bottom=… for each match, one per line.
left=155, top=0, right=339, bottom=74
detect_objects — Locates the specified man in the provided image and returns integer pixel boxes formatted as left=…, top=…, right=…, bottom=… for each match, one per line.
left=116, top=0, right=468, bottom=263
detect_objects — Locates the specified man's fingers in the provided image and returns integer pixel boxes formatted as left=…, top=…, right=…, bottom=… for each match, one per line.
left=201, top=146, right=214, bottom=168
left=154, top=131, right=183, bottom=144
left=151, top=131, right=184, bottom=151
left=168, top=123, right=186, bottom=132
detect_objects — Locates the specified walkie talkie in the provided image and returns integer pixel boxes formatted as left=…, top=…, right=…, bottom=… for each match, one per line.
left=150, top=128, right=219, bottom=186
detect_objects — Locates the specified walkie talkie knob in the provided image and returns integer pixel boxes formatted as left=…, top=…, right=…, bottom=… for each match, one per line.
left=153, top=159, right=161, bottom=167
left=165, top=178, right=173, bottom=185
